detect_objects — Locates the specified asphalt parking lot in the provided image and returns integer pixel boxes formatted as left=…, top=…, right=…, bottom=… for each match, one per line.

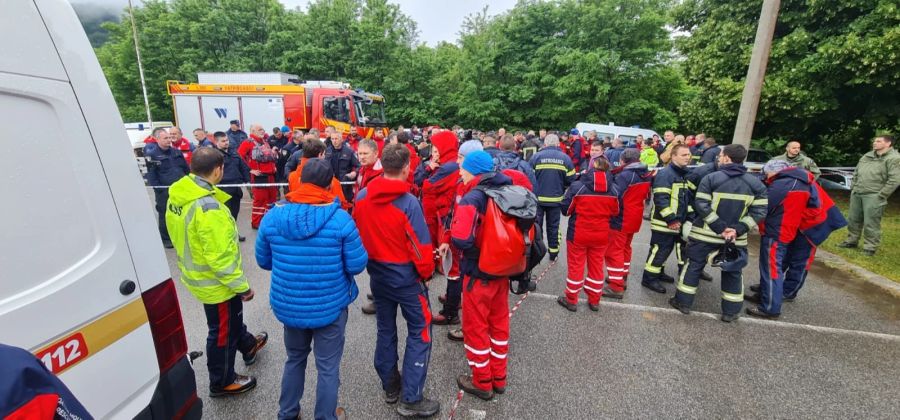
left=162, top=196, right=900, bottom=419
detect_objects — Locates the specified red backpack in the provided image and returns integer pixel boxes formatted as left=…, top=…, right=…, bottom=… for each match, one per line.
left=473, top=185, right=538, bottom=279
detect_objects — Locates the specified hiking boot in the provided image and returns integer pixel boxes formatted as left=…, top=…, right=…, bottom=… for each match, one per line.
left=658, top=272, right=675, bottom=283
left=457, top=375, right=493, bottom=401
left=384, top=372, right=401, bottom=404
left=432, top=313, right=460, bottom=325
left=602, top=286, right=623, bottom=300
left=162, top=239, right=174, bottom=249
left=238, top=235, right=246, bottom=242
left=493, top=384, right=506, bottom=395
left=438, top=294, right=447, bottom=304
left=210, top=374, right=257, bottom=397
left=641, top=280, right=666, bottom=294
left=447, top=328, right=464, bottom=341
left=335, top=407, right=347, bottom=420
left=863, top=249, right=876, bottom=257
left=367, top=293, right=374, bottom=300
left=397, top=398, right=440, bottom=418
left=837, top=242, right=857, bottom=249
left=588, top=302, right=600, bottom=312
left=361, top=302, right=376, bottom=315
left=721, top=312, right=740, bottom=323
left=668, top=297, right=690, bottom=315
left=749, top=284, right=760, bottom=293
left=556, top=296, right=577, bottom=312
left=549, top=252, right=558, bottom=262
left=243, top=332, right=268, bottom=366
left=746, top=307, right=780, bottom=320
left=700, top=270, right=713, bottom=282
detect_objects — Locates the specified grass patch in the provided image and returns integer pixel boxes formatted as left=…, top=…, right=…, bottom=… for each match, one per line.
left=819, top=190, right=900, bottom=283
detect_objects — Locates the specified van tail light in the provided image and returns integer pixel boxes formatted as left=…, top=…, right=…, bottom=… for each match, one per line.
left=142, top=279, right=188, bottom=372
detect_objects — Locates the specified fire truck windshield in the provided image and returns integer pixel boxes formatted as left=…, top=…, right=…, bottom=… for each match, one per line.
left=354, top=97, right=387, bottom=127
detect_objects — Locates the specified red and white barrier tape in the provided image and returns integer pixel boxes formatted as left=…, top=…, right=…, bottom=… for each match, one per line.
left=447, top=259, right=557, bottom=420
left=509, top=260, right=557, bottom=318
left=147, top=181, right=356, bottom=189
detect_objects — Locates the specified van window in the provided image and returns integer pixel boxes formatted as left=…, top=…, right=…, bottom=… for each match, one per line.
left=597, top=132, right=614, bottom=141
left=620, top=135, right=637, bottom=146
left=323, top=96, right=350, bottom=123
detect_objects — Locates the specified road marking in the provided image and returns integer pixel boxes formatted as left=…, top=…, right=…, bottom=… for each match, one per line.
left=527, top=292, right=900, bottom=343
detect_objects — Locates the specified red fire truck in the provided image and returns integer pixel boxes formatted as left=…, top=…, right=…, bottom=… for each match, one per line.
left=167, top=72, right=388, bottom=138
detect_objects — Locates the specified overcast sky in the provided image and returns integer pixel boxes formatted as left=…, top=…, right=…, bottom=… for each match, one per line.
left=71, top=0, right=518, bottom=45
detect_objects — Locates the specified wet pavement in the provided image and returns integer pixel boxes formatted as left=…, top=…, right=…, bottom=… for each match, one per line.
left=163, top=197, right=900, bottom=419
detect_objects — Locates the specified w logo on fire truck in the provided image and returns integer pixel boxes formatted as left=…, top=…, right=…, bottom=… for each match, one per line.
left=214, top=108, right=228, bottom=118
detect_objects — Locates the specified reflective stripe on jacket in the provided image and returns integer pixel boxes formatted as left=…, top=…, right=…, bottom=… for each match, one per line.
left=166, top=175, right=249, bottom=304
left=689, top=164, right=768, bottom=247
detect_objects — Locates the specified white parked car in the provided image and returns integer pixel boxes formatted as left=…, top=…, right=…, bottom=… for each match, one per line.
left=125, top=121, right=174, bottom=175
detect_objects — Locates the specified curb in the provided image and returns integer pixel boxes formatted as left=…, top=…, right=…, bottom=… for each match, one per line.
left=815, top=249, right=900, bottom=299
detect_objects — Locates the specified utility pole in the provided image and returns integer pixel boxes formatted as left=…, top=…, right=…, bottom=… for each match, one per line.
left=731, top=0, right=780, bottom=148
left=128, top=0, right=153, bottom=125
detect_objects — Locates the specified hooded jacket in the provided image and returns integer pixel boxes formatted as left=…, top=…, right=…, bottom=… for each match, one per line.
left=255, top=185, right=368, bottom=329
left=287, top=157, right=349, bottom=209
left=451, top=172, right=514, bottom=277
left=610, top=162, right=651, bottom=232
left=354, top=177, right=435, bottom=287
left=800, top=180, right=848, bottom=245
left=166, top=175, right=248, bottom=304
left=690, top=164, right=768, bottom=247
left=495, top=150, right=538, bottom=187
left=355, top=159, right=384, bottom=198
left=759, top=168, right=819, bottom=243
left=561, top=170, right=619, bottom=243
left=416, top=132, right=460, bottom=227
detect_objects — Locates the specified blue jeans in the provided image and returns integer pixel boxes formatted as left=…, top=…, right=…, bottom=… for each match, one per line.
left=278, top=309, right=348, bottom=420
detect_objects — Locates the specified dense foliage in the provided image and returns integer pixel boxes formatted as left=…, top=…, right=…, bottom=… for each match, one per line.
left=93, top=0, right=899, bottom=165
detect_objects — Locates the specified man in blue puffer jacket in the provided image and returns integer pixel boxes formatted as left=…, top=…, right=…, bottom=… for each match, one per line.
left=255, top=158, right=368, bottom=420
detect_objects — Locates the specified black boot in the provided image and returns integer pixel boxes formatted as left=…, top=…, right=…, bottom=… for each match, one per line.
left=746, top=307, right=780, bottom=319
left=641, top=279, right=666, bottom=294
left=397, top=398, right=440, bottom=417
left=700, top=270, right=713, bottom=282
left=384, top=370, right=401, bottom=404
left=668, top=297, right=690, bottom=314
left=658, top=272, right=675, bottom=283
left=749, top=284, right=760, bottom=293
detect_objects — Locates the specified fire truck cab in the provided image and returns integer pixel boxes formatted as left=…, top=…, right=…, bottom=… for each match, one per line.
left=168, top=73, right=388, bottom=138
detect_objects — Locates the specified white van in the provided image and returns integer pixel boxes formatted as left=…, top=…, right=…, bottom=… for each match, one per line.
left=0, top=1, right=201, bottom=418
left=575, top=122, right=660, bottom=147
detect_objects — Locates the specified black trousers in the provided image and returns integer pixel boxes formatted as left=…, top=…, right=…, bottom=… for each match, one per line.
left=203, top=296, right=257, bottom=390
left=219, top=186, right=243, bottom=221
left=535, top=205, right=562, bottom=255
left=154, top=188, right=170, bottom=242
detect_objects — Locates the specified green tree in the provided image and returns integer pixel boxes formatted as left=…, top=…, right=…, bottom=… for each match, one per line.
left=673, top=0, right=900, bottom=165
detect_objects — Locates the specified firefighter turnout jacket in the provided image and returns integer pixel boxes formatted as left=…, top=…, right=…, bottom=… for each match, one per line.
left=689, top=164, right=768, bottom=247
left=650, top=162, right=693, bottom=234
left=166, top=174, right=249, bottom=304
left=529, top=146, right=576, bottom=206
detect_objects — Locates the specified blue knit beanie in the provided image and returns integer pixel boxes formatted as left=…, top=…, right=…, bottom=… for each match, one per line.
left=462, top=150, right=494, bottom=176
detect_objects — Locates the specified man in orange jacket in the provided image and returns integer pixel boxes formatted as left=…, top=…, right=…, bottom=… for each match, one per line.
left=288, top=138, right=349, bottom=210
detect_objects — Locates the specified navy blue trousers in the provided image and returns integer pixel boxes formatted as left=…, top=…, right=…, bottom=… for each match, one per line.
left=202, top=296, right=257, bottom=390
left=372, top=279, right=433, bottom=404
